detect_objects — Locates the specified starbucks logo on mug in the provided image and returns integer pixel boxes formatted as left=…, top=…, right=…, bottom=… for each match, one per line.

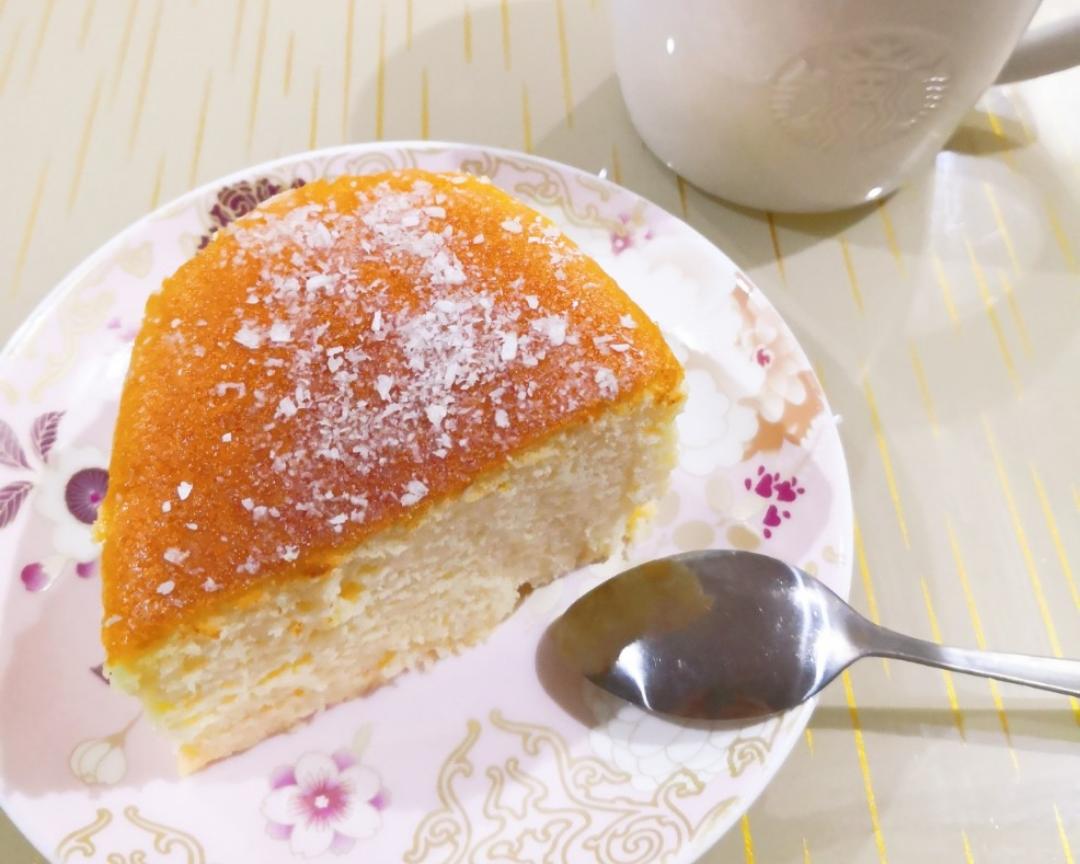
left=770, top=29, right=951, bottom=150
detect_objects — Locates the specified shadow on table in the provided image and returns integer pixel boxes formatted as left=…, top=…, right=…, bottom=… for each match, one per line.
left=945, top=110, right=1030, bottom=156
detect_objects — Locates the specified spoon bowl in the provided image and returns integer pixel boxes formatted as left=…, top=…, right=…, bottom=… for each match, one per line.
left=552, top=549, right=1080, bottom=722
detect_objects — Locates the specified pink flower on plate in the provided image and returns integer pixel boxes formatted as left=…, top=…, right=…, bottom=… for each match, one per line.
left=262, top=751, right=384, bottom=857
left=106, top=317, right=139, bottom=342
left=738, top=307, right=807, bottom=424
left=609, top=212, right=655, bottom=256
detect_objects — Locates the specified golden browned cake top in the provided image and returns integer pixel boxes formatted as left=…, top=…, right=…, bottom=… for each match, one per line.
left=100, top=170, right=683, bottom=660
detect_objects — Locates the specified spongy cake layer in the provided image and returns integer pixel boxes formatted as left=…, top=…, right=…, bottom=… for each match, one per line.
left=109, top=391, right=680, bottom=771
left=98, top=170, right=683, bottom=662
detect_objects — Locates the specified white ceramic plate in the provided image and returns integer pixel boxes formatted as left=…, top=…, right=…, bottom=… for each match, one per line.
left=0, top=143, right=851, bottom=863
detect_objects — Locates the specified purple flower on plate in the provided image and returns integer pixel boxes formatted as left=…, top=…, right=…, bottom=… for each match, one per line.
left=0, top=409, right=108, bottom=589
left=33, top=445, right=107, bottom=563
left=65, top=468, right=108, bottom=524
left=200, top=176, right=306, bottom=248
left=0, top=411, right=108, bottom=590
left=262, top=751, right=385, bottom=857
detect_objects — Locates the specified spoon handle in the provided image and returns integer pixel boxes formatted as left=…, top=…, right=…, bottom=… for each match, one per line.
left=861, top=624, right=1080, bottom=698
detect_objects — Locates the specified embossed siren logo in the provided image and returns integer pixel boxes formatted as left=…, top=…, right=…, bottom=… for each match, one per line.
left=770, top=30, right=951, bottom=150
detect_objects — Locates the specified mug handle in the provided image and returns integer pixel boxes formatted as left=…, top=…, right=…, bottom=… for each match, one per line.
left=996, top=17, right=1080, bottom=83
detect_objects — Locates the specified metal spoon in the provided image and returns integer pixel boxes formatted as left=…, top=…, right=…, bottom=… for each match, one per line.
left=551, top=550, right=1080, bottom=721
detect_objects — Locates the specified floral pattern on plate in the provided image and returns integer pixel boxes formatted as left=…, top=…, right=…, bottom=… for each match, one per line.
left=263, top=751, right=385, bottom=858
left=0, top=143, right=851, bottom=864
left=198, top=176, right=306, bottom=248
left=0, top=410, right=109, bottom=592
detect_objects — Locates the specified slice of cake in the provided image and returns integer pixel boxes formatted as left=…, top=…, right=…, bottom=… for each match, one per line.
left=98, top=169, right=685, bottom=772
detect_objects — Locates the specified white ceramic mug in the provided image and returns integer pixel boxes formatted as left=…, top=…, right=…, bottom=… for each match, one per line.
left=613, top=0, right=1080, bottom=212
